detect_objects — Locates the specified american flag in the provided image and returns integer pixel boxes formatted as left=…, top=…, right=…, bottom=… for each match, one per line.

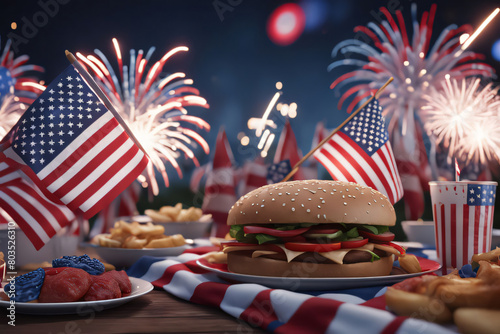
left=0, top=65, right=148, bottom=249
left=127, top=249, right=450, bottom=334
left=202, top=128, right=237, bottom=237
left=274, top=120, right=307, bottom=181
left=431, top=182, right=496, bottom=274
left=314, top=100, right=403, bottom=204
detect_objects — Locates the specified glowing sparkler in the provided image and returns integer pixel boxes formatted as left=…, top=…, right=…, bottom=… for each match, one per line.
left=0, top=37, right=44, bottom=139
left=422, top=78, right=500, bottom=166
left=79, top=39, right=210, bottom=195
left=240, top=82, right=298, bottom=158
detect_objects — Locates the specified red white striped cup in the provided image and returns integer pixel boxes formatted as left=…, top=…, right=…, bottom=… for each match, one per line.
left=429, top=181, right=497, bottom=274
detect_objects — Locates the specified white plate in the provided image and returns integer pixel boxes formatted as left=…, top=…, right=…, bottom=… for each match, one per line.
left=0, top=277, right=153, bottom=315
left=90, top=244, right=190, bottom=268
left=196, top=257, right=441, bottom=291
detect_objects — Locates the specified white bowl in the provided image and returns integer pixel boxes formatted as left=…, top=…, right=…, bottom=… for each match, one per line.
left=0, top=224, right=78, bottom=268
left=117, top=215, right=212, bottom=239
left=401, top=220, right=436, bottom=246
left=90, top=244, right=190, bottom=268
left=156, top=221, right=212, bottom=239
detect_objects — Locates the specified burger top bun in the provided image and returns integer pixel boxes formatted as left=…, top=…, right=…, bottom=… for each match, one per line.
left=228, top=180, right=395, bottom=227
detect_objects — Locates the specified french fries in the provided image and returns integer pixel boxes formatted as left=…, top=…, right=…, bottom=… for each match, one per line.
left=145, top=204, right=212, bottom=223
left=90, top=220, right=186, bottom=249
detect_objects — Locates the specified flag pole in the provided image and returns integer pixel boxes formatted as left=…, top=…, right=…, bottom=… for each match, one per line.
left=280, top=77, right=393, bottom=183
left=65, top=50, right=150, bottom=159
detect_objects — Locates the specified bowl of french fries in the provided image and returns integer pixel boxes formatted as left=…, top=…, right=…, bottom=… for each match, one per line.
left=90, top=220, right=190, bottom=268
left=144, top=204, right=212, bottom=239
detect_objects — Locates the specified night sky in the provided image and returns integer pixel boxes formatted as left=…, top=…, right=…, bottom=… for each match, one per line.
left=2, top=0, right=500, bottom=214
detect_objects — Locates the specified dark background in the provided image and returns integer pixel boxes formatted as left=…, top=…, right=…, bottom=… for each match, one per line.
left=2, top=0, right=500, bottom=234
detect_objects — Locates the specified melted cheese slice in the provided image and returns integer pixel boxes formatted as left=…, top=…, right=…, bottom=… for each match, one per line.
left=318, top=243, right=375, bottom=264
left=252, top=250, right=280, bottom=258
left=224, top=243, right=382, bottom=265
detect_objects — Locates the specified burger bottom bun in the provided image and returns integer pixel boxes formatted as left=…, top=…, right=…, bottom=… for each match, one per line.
left=454, top=308, right=500, bottom=334
left=227, top=251, right=394, bottom=278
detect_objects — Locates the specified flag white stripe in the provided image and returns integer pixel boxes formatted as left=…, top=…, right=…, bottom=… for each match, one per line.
left=60, top=138, right=134, bottom=204
left=38, top=112, right=115, bottom=179
left=80, top=148, right=144, bottom=213
left=203, top=193, right=239, bottom=212
left=46, top=123, right=123, bottom=192
left=324, top=136, right=391, bottom=200
left=0, top=189, right=51, bottom=243
left=372, top=147, right=397, bottom=202
left=456, top=204, right=463, bottom=268
left=478, top=205, right=485, bottom=252
left=315, top=151, right=346, bottom=182
left=9, top=184, right=64, bottom=231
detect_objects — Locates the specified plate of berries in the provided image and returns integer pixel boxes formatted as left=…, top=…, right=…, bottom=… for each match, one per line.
left=0, top=255, right=153, bottom=315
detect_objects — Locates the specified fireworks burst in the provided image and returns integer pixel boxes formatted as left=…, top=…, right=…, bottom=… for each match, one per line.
left=328, top=4, right=495, bottom=146
left=0, top=37, right=45, bottom=139
left=422, top=78, right=500, bottom=166
left=78, top=39, right=210, bottom=195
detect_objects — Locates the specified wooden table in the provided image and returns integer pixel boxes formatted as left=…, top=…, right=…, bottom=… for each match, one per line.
left=1, top=283, right=267, bottom=334
left=1, top=245, right=268, bottom=334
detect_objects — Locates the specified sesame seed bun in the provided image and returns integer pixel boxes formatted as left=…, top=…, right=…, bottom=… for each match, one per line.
left=227, top=180, right=396, bottom=227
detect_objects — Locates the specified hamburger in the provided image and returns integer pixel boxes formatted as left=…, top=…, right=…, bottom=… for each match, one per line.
left=222, top=180, right=405, bottom=278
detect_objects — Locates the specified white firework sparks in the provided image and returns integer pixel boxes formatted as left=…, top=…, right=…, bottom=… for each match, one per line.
left=78, top=39, right=210, bottom=195
left=422, top=78, right=500, bottom=166
left=0, top=37, right=44, bottom=139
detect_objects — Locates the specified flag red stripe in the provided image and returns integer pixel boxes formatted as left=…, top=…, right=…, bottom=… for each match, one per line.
left=239, top=290, right=278, bottom=330
left=190, top=281, right=228, bottom=307
left=328, top=138, right=379, bottom=191
left=385, top=142, right=403, bottom=198
left=0, top=190, right=45, bottom=249
left=41, top=117, right=118, bottom=186
left=245, top=174, right=267, bottom=188
left=377, top=145, right=400, bottom=202
left=82, top=154, right=148, bottom=219
left=462, top=204, right=469, bottom=267
left=275, top=298, right=343, bottom=334
left=381, top=316, right=407, bottom=334
left=474, top=206, right=480, bottom=255
left=317, top=146, right=356, bottom=184
left=51, top=131, right=129, bottom=199
left=338, top=133, right=396, bottom=202
left=440, top=204, right=446, bottom=273
left=450, top=204, right=456, bottom=268
left=67, top=143, right=140, bottom=212
left=433, top=203, right=440, bottom=259
left=4, top=180, right=63, bottom=236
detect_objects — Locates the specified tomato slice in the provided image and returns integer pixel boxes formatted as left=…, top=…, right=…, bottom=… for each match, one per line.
left=220, top=241, right=283, bottom=253
left=358, top=230, right=395, bottom=242
left=243, top=226, right=310, bottom=237
left=304, top=228, right=340, bottom=236
left=341, top=238, right=368, bottom=249
left=284, top=242, right=341, bottom=252
left=384, top=242, right=406, bottom=255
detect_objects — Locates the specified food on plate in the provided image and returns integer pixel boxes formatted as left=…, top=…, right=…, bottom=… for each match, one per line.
left=145, top=203, right=212, bottom=223
left=454, top=308, right=500, bottom=334
left=223, top=180, right=406, bottom=278
left=90, top=220, right=187, bottom=249
left=52, top=254, right=105, bottom=275
left=385, top=248, right=500, bottom=330
left=4, top=268, right=46, bottom=302
left=39, top=267, right=93, bottom=303
left=2, top=255, right=133, bottom=303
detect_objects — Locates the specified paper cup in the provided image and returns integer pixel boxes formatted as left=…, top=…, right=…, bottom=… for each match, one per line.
left=429, top=181, right=497, bottom=274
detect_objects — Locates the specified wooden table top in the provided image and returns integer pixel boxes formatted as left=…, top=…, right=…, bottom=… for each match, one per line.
left=0, top=245, right=267, bottom=334
left=1, top=287, right=267, bottom=334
